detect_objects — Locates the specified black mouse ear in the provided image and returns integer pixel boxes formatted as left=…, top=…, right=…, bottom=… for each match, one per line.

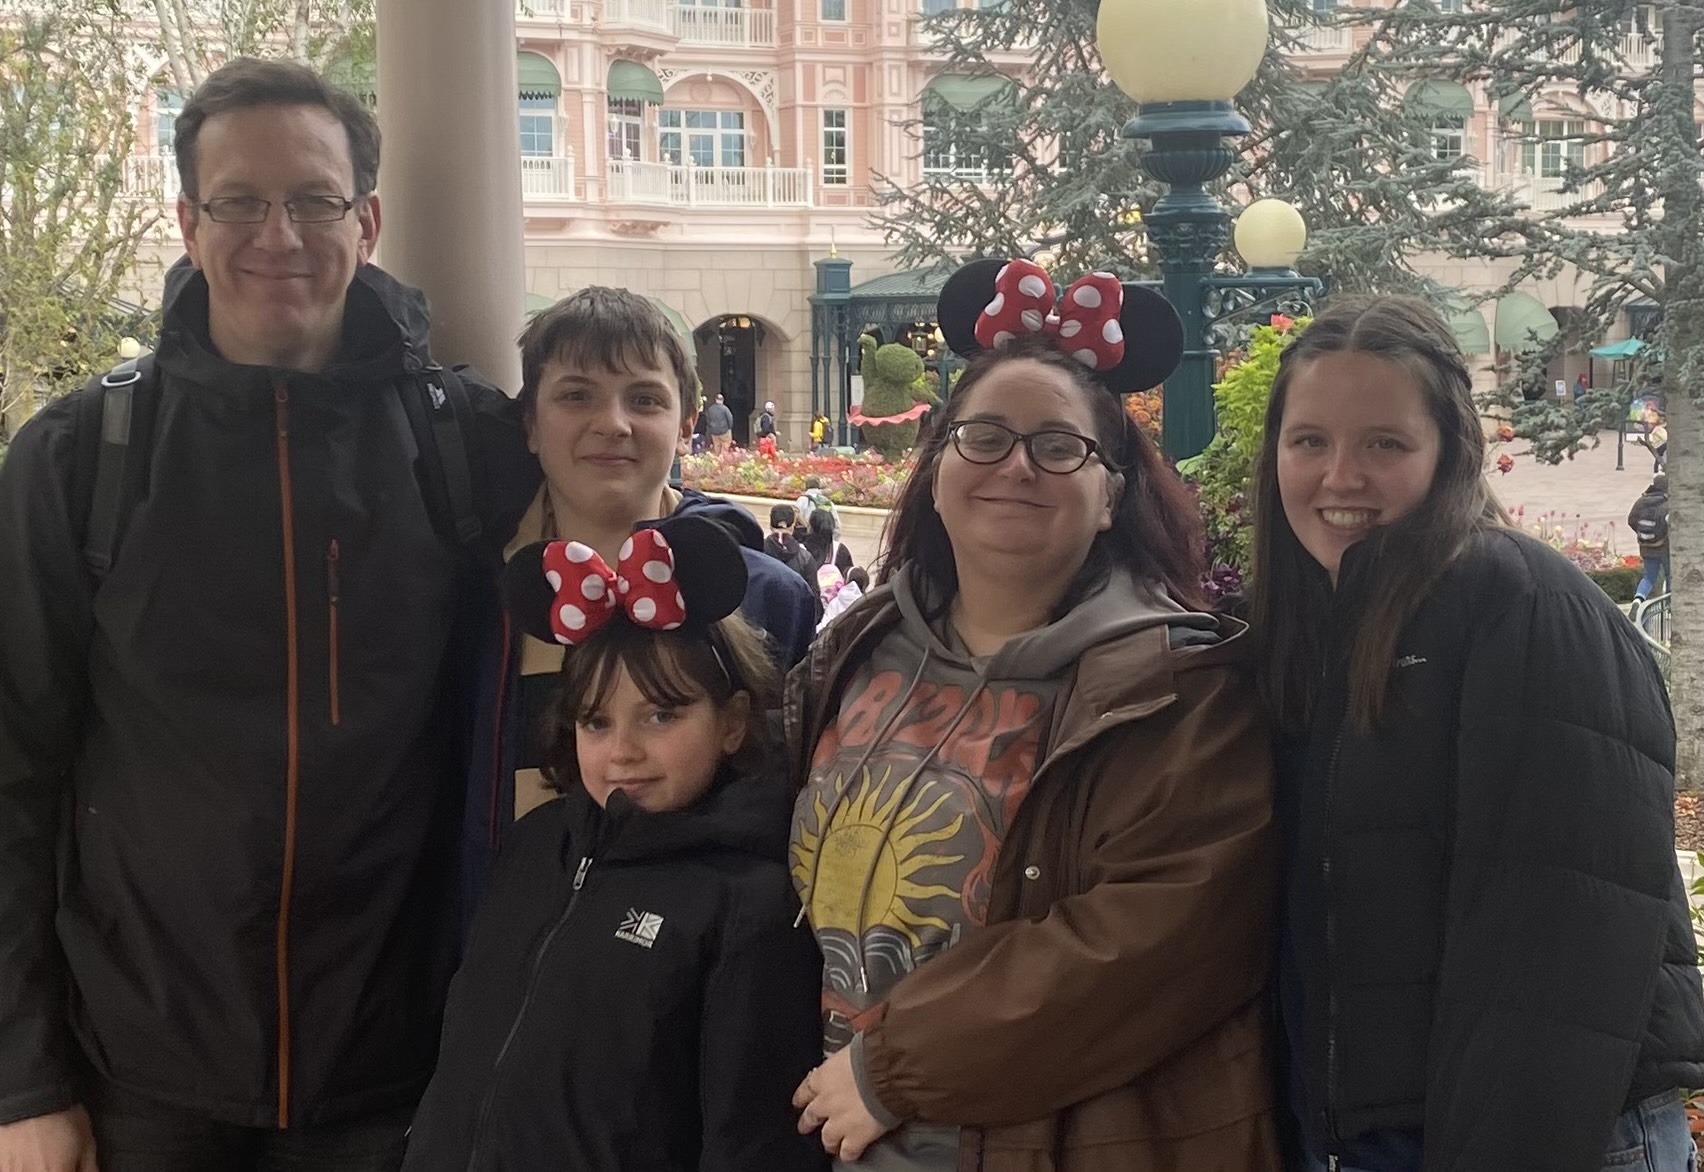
left=1101, top=284, right=1184, bottom=394
left=501, top=542, right=565, bottom=644
left=936, top=257, right=1009, bottom=360
left=639, top=515, right=747, bottom=627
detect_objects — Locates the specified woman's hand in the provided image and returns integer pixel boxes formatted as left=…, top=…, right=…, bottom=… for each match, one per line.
left=792, top=1046, right=892, bottom=1162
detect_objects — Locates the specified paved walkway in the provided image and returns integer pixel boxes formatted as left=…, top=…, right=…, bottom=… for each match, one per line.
left=1494, top=431, right=1663, bottom=558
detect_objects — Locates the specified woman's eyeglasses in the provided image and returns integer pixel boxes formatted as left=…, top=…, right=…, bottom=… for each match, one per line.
left=947, top=420, right=1101, bottom=475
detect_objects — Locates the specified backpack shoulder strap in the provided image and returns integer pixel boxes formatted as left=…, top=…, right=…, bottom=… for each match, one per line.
left=398, top=363, right=482, bottom=547
left=82, top=355, right=160, bottom=581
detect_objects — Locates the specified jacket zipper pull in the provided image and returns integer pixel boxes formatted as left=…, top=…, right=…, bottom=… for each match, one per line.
left=573, top=856, right=592, bottom=890
left=1327, top=1157, right=1340, bottom=1172
left=793, top=904, right=808, bottom=928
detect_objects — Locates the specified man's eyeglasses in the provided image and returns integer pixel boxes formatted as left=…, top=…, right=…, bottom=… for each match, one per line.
left=195, top=195, right=360, bottom=224
left=947, top=420, right=1102, bottom=475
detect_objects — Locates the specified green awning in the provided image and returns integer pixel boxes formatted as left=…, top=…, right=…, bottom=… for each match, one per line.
left=518, top=51, right=563, bottom=100
left=646, top=296, right=695, bottom=349
left=1590, top=337, right=1646, bottom=360
left=1405, top=80, right=1473, bottom=119
left=1448, top=306, right=1491, bottom=355
left=1494, top=291, right=1559, bottom=352
left=1498, top=92, right=1533, bottom=122
left=607, top=59, right=663, bottom=105
left=924, top=73, right=1015, bottom=112
left=325, top=54, right=377, bottom=103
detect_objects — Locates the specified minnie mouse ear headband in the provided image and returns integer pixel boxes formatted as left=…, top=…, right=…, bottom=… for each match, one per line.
left=503, top=515, right=748, bottom=647
left=936, top=257, right=1185, bottom=394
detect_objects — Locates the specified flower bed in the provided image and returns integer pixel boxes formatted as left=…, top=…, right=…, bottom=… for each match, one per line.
left=680, top=448, right=913, bottom=509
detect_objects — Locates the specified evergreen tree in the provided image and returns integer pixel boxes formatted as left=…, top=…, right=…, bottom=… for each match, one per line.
left=875, top=0, right=1525, bottom=292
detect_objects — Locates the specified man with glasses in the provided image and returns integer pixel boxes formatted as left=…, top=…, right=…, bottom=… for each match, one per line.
left=0, top=59, right=530, bottom=1171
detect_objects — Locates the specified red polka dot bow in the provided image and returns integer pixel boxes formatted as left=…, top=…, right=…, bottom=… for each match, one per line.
left=540, top=529, right=688, bottom=645
left=973, top=260, right=1126, bottom=372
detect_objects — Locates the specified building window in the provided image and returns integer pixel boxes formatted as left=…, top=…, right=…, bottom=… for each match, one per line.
left=922, top=0, right=954, bottom=13
left=1311, top=0, right=1335, bottom=11
left=155, top=88, right=186, bottom=154
left=518, top=94, right=556, bottom=157
left=607, top=97, right=644, bottom=161
left=1429, top=118, right=1465, bottom=160
left=1436, top=0, right=1463, bottom=10
left=659, top=109, right=746, bottom=168
left=821, top=0, right=847, bottom=17
left=822, top=109, right=849, bottom=184
left=1522, top=119, right=1586, bottom=178
left=921, top=103, right=1005, bottom=179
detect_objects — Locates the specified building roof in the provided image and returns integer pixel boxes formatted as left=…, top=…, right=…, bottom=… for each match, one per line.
left=847, top=264, right=957, bottom=302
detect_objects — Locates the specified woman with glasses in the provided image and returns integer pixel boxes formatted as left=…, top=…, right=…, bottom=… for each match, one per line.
left=785, top=259, right=1282, bottom=1171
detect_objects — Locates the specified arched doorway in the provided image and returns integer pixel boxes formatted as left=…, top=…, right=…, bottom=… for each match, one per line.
left=699, top=314, right=765, bottom=444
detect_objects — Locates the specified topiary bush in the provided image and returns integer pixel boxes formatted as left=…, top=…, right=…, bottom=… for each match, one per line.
left=857, top=335, right=940, bottom=461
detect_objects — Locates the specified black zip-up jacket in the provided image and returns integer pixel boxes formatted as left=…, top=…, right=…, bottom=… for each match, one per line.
left=0, top=262, right=534, bottom=1129
left=1278, top=528, right=1704, bottom=1171
left=404, top=769, right=828, bottom=1172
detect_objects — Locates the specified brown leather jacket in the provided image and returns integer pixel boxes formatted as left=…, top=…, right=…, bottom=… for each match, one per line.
left=785, top=589, right=1281, bottom=1172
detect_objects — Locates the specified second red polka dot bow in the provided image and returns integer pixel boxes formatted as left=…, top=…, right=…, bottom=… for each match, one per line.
left=972, top=260, right=1126, bottom=372
left=541, top=528, right=688, bottom=645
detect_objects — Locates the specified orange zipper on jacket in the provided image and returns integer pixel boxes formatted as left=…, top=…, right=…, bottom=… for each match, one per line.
left=326, top=540, right=341, bottom=728
left=273, top=378, right=301, bottom=1128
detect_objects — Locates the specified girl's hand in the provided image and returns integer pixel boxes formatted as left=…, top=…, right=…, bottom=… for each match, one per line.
left=792, top=1046, right=892, bottom=1162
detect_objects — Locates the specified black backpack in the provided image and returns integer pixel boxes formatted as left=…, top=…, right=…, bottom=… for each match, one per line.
left=1632, top=496, right=1669, bottom=545
left=76, top=354, right=482, bottom=581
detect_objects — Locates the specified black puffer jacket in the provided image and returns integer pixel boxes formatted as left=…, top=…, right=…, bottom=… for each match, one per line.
left=1279, top=528, right=1704, bottom=1170
left=0, top=262, right=533, bottom=1129
left=404, top=769, right=827, bottom=1172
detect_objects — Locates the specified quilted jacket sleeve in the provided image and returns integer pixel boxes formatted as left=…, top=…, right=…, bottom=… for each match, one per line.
left=0, top=398, right=94, bottom=1124
left=1422, top=538, right=1689, bottom=1172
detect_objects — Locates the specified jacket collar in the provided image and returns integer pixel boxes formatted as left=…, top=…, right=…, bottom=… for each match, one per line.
left=154, top=258, right=431, bottom=400
left=786, top=579, right=1250, bottom=782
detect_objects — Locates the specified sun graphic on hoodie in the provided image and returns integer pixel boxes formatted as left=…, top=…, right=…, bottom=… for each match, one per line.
left=791, top=765, right=967, bottom=947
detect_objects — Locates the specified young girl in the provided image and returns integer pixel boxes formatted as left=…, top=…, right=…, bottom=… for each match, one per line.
left=405, top=516, right=827, bottom=1172
left=1249, top=296, right=1704, bottom=1171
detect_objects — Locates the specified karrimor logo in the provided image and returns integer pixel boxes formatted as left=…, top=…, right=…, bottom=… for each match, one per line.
left=427, top=380, right=447, bottom=411
left=615, top=909, right=664, bottom=949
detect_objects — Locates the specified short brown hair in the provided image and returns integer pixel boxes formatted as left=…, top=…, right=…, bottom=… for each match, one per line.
left=175, top=57, right=381, bottom=199
left=538, top=613, right=779, bottom=795
left=518, top=287, right=700, bottom=421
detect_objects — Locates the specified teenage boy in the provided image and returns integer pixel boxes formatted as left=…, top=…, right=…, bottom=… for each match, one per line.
left=462, top=286, right=816, bottom=895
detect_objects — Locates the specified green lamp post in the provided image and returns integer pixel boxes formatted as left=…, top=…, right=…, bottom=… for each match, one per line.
left=1097, top=0, right=1327, bottom=460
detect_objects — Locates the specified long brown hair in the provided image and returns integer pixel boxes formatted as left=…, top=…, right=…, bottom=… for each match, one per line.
left=880, top=335, right=1205, bottom=617
left=1249, top=295, right=1507, bottom=731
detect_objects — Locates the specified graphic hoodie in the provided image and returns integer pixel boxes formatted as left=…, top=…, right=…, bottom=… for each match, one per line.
left=789, top=566, right=1219, bottom=1170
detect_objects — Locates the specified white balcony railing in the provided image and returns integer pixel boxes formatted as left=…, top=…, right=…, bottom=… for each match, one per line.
left=1505, top=172, right=1607, bottom=212
left=517, top=0, right=571, bottom=16
left=604, top=0, right=673, bottom=31
left=1291, top=22, right=1353, bottom=53
left=606, top=159, right=811, bottom=207
left=123, top=156, right=182, bottom=203
left=671, top=3, right=776, bottom=48
left=522, top=153, right=577, bottom=200
left=1618, top=31, right=1661, bottom=70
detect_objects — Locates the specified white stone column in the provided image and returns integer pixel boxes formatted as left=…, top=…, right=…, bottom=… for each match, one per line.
left=375, top=0, right=525, bottom=392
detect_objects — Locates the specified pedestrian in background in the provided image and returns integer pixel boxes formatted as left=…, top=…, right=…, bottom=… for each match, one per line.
left=1629, top=471, right=1669, bottom=606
